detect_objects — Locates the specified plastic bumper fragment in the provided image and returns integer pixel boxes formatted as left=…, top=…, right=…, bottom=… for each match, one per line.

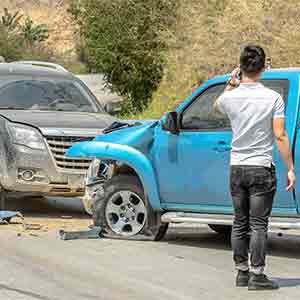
left=0, top=211, right=23, bottom=224
left=58, top=226, right=102, bottom=240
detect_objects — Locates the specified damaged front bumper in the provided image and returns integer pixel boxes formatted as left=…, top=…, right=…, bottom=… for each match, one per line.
left=1, top=143, right=87, bottom=197
left=82, top=159, right=114, bottom=214
left=83, top=180, right=105, bottom=215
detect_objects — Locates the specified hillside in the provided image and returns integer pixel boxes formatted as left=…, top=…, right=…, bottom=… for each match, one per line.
left=139, top=0, right=300, bottom=118
left=2, top=1, right=300, bottom=118
left=0, top=0, right=76, bottom=58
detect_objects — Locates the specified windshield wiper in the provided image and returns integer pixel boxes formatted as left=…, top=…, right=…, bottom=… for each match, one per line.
left=0, top=107, right=26, bottom=110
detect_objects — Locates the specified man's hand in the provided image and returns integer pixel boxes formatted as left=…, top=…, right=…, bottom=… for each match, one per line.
left=214, top=67, right=241, bottom=114
left=287, top=169, right=296, bottom=192
left=229, top=67, right=241, bottom=86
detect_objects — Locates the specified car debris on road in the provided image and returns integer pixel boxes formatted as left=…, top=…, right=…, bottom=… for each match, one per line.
left=0, top=210, right=44, bottom=232
left=59, top=226, right=102, bottom=240
left=0, top=211, right=23, bottom=224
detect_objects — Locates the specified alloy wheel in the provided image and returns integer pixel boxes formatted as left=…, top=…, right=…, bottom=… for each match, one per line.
left=105, top=190, right=147, bottom=236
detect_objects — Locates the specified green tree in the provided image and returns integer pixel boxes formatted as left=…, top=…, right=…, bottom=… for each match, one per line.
left=21, top=17, right=49, bottom=46
left=73, top=0, right=177, bottom=113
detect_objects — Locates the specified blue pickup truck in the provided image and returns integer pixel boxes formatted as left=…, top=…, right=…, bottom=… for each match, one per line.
left=68, top=68, right=300, bottom=240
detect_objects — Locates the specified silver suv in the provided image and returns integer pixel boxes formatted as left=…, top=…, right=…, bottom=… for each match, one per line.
left=0, top=61, right=117, bottom=205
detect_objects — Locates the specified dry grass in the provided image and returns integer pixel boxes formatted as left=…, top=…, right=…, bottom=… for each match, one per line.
left=0, top=0, right=77, bottom=59
left=139, top=0, right=300, bottom=119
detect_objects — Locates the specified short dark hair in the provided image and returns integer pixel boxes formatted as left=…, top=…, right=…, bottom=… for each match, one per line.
left=240, top=45, right=266, bottom=75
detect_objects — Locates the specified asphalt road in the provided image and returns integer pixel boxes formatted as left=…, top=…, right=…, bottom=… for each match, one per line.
left=76, top=74, right=122, bottom=105
left=1, top=221, right=300, bottom=300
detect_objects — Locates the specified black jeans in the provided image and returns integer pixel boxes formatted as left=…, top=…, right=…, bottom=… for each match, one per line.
left=230, top=165, right=277, bottom=274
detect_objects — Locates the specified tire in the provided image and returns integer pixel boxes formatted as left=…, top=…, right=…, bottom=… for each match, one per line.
left=153, top=222, right=169, bottom=241
left=93, top=175, right=169, bottom=241
left=0, top=188, right=11, bottom=223
left=0, top=187, right=7, bottom=210
left=208, top=224, right=232, bottom=235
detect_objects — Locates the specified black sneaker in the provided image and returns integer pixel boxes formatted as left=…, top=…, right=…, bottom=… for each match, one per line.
left=248, top=273, right=279, bottom=290
left=236, top=270, right=250, bottom=287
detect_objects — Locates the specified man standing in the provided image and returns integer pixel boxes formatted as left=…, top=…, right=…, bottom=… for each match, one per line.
left=215, top=45, right=296, bottom=290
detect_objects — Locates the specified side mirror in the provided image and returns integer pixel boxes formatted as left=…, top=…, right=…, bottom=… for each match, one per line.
left=162, top=112, right=179, bottom=134
left=104, top=102, right=121, bottom=115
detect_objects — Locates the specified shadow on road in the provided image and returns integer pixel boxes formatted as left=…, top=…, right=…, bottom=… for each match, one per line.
left=273, top=278, right=300, bottom=288
left=4, top=196, right=86, bottom=214
left=2, top=196, right=90, bottom=226
left=164, top=226, right=300, bottom=260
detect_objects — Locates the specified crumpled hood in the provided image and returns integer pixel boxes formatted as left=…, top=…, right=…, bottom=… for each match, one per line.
left=0, top=110, right=117, bottom=129
left=94, top=120, right=158, bottom=151
left=67, top=120, right=159, bottom=158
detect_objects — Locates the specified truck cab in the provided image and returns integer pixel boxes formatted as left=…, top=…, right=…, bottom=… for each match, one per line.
left=68, top=68, right=300, bottom=240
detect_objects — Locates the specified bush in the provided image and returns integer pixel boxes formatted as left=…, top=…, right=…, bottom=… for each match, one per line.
left=0, top=26, right=23, bottom=61
left=72, top=0, right=177, bottom=113
left=1, top=8, right=22, bottom=32
left=21, top=17, right=49, bottom=46
left=0, top=8, right=51, bottom=62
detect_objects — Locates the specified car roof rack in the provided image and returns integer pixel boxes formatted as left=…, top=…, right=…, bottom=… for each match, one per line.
left=11, top=61, right=69, bottom=73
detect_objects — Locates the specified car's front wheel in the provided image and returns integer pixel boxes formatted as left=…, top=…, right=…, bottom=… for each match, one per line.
left=93, top=175, right=168, bottom=240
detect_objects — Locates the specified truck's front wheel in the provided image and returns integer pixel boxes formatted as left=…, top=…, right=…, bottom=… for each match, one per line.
left=93, top=175, right=168, bottom=241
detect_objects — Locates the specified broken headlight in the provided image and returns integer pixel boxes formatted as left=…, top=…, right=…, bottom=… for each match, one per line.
left=86, top=159, right=112, bottom=186
left=86, top=158, right=101, bottom=181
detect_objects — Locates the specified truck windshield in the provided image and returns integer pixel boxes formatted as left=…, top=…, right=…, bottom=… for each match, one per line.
left=0, top=75, right=104, bottom=113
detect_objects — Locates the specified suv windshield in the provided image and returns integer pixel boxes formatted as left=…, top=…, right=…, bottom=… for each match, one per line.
left=0, top=75, right=104, bottom=113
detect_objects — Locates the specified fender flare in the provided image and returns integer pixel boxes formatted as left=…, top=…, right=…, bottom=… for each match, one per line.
left=67, top=141, right=162, bottom=210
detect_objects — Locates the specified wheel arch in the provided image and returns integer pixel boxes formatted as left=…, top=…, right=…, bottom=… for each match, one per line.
left=67, top=141, right=162, bottom=210
left=114, top=163, right=139, bottom=177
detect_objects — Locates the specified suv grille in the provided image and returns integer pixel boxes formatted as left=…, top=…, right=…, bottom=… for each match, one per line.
left=46, top=136, right=94, bottom=172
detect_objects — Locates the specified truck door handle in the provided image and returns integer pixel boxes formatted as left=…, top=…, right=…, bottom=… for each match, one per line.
left=213, top=141, right=232, bottom=152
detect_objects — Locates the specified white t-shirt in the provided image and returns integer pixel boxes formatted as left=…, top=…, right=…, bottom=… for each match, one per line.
left=216, top=82, right=285, bottom=167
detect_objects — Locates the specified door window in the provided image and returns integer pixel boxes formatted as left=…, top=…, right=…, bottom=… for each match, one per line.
left=262, top=79, right=289, bottom=103
left=181, top=79, right=289, bottom=131
left=181, top=84, right=229, bottom=131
